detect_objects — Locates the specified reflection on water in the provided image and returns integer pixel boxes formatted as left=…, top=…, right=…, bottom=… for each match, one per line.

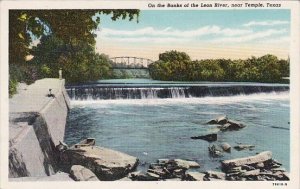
left=64, top=92, right=290, bottom=172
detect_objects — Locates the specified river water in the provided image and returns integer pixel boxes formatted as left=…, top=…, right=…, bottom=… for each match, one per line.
left=64, top=80, right=290, bottom=172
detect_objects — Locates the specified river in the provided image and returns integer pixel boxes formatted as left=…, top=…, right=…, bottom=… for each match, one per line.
left=64, top=79, right=290, bottom=172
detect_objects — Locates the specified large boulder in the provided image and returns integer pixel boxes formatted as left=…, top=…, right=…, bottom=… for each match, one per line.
left=61, top=146, right=139, bottom=180
left=191, top=133, right=217, bottom=142
left=221, top=151, right=272, bottom=171
left=70, top=165, right=99, bottom=181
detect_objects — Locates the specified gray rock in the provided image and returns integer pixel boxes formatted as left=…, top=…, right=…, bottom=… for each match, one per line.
left=234, top=145, right=255, bottom=151
left=241, top=169, right=260, bottom=176
left=62, top=146, right=139, bottom=180
left=56, top=141, right=69, bottom=152
left=207, top=115, right=228, bottom=125
left=208, top=145, right=223, bottom=157
left=148, top=168, right=169, bottom=178
left=185, top=171, right=205, bottom=181
left=241, top=164, right=256, bottom=171
left=157, top=159, right=171, bottom=164
left=174, top=159, right=200, bottom=169
left=220, top=142, right=231, bottom=152
left=191, top=133, right=217, bottom=142
left=220, top=120, right=246, bottom=131
left=255, top=162, right=265, bottom=168
left=172, top=169, right=186, bottom=178
left=271, top=168, right=286, bottom=172
left=130, top=171, right=159, bottom=181
left=222, top=151, right=272, bottom=170
left=226, top=166, right=244, bottom=174
left=70, top=165, right=99, bottom=181
left=205, top=170, right=226, bottom=180
left=259, top=172, right=289, bottom=181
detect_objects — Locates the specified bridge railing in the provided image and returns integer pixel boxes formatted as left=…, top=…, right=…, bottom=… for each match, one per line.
left=110, top=56, right=154, bottom=69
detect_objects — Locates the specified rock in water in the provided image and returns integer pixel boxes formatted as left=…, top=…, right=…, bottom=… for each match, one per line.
left=207, top=115, right=228, bottom=125
left=234, top=145, right=255, bottom=151
left=208, top=145, right=223, bottom=157
left=70, top=165, right=99, bottom=181
left=62, top=146, right=139, bottom=180
left=191, top=133, right=217, bottom=142
left=220, top=120, right=245, bottom=131
left=220, top=142, right=231, bottom=152
left=221, top=151, right=272, bottom=171
left=174, top=159, right=200, bottom=169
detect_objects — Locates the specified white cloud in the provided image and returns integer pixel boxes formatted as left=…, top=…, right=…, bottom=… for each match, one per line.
left=243, top=20, right=289, bottom=27
left=97, top=23, right=289, bottom=45
left=100, top=36, right=189, bottom=43
left=98, top=25, right=253, bottom=39
left=213, top=29, right=287, bottom=43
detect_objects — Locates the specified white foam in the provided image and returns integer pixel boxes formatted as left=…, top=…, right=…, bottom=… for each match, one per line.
left=70, top=92, right=289, bottom=107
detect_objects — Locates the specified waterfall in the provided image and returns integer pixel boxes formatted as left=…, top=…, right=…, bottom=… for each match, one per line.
left=66, top=84, right=289, bottom=101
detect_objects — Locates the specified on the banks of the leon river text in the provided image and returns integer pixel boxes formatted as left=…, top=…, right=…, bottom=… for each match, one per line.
left=148, top=2, right=281, bottom=8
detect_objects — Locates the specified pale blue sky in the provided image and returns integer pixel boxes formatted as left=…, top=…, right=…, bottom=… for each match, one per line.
left=95, top=10, right=290, bottom=60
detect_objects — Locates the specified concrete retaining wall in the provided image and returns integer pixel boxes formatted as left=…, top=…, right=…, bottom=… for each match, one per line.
left=9, top=79, right=70, bottom=178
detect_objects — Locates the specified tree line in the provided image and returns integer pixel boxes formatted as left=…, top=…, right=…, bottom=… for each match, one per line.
left=148, top=50, right=289, bottom=83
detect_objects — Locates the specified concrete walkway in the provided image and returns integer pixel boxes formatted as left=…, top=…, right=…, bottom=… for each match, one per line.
left=9, top=78, right=70, bottom=178
left=10, top=78, right=69, bottom=113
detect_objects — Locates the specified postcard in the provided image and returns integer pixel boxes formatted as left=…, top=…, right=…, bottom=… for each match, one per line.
left=0, top=1, right=299, bottom=189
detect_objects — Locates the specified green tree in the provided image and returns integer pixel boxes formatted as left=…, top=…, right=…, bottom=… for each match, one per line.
left=9, top=10, right=139, bottom=65
left=9, top=9, right=139, bottom=96
left=158, top=50, right=191, bottom=62
left=149, top=50, right=288, bottom=83
left=30, top=35, right=112, bottom=83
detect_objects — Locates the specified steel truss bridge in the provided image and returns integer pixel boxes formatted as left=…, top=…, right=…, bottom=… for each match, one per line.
left=110, top=56, right=154, bottom=69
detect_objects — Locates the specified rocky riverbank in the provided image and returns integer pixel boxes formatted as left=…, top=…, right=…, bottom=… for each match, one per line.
left=52, top=134, right=288, bottom=181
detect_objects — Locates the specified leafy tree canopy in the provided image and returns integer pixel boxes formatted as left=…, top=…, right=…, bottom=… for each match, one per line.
left=159, top=50, right=191, bottom=63
left=30, top=35, right=113, bottom=83
left=149, top=50, right=289, bottom=83
left=9, top=9, right=139, bottom=64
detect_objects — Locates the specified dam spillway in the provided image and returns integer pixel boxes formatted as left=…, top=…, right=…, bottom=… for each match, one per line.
left=66, top=81, right=289, bottom=100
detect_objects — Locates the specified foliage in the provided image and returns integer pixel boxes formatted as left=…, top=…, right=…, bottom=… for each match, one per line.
left=9, top=9, right=139, bottom=65
left=149, top=50, right=289, bottom=83
left=30, top=35, right=113, bottom=84
left=159, top=50, right=191, bottom=62
left=9, top=79, right=18, bottom=98
left=9, top=9, right=139, bottom=96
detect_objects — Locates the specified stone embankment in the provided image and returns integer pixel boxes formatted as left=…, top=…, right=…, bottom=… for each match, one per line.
left=9, top=79, right=70, bottom=178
